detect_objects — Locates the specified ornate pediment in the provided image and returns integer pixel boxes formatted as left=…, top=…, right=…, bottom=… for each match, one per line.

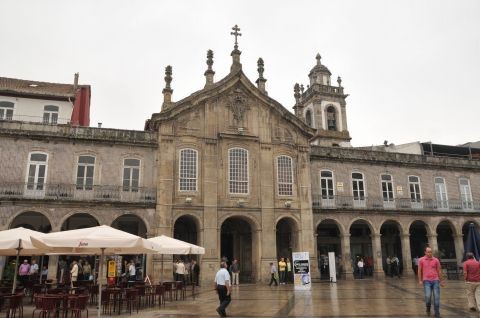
left=228, top=88, right=249, bottom=126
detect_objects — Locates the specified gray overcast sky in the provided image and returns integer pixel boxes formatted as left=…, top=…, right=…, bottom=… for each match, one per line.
left=1, top=0, right=479, bottom=147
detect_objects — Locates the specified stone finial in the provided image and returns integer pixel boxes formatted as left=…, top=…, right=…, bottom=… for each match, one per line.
left=230, top=24, right=242, bottom=72
left=294, top=83, right=301, bottom=104
left=255, top=58, right=267, bottom=94
left=162, top=65, right=173, bottom=110
left=300, top=84, right=304, bottom=93
left=73, top=73, right=79, bottom=91
left=337, top=76, right=342, bottom=87
left=204, top=49, right=215, bottom=87
left=316, top=53, right=322, bottom=65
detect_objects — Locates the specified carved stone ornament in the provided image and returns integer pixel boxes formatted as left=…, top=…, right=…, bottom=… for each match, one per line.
left=229, top=88, right=249, bottom=124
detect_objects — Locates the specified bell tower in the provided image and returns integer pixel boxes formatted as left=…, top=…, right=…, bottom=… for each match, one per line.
left=293, top=53, right=351, bottom=147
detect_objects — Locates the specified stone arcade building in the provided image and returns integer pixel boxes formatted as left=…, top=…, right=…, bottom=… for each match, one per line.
left=1, top=30, right=479, bottom=284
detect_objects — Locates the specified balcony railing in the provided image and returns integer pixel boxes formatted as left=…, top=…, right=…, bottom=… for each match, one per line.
left=0, top=182, right=156, bottom=204
left=312, top=195, right=480, bottom=213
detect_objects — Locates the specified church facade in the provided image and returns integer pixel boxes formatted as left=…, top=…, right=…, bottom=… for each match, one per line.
left=1, top=28, right=479, bottom=284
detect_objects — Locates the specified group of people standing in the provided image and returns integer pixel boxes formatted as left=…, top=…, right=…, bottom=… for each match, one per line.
left=269, top=257, right=293, bottom=286
left=385, top=255, right=401, bottom=278
left=174, top=259, right=200, bottom=286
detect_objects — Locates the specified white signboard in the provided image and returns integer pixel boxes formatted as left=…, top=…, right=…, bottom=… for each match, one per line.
left=292, top=252, right=311, bottom=290
left=328, top=252, right=337, bottom=283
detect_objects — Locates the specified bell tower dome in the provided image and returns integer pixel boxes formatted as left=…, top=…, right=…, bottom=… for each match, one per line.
left=293, top=53, right=351, bottom=147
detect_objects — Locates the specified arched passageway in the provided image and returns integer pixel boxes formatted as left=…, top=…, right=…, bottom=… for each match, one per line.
left=111, top=214, right=147, bottom=238
left=437, top=221, right=456, bottom=260
left=61, top=213, right=99, bottom=231
left=276, top=217, right=298, bottom=260
left=349, top=220, right=372, bottom=278
left=316, top=220, right=342, bottom=279
left=174, top=215, right=198, bottom=245
left=221, top=217, right=253, bottom=283
left=10, top=211, right=51, bottom=233
left=380, top=221, right=402, bottom=276
left=409, top=221, right=428, bottom=259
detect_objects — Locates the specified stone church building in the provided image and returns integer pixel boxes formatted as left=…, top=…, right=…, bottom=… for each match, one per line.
left=1, top=28, right=479, bottom=284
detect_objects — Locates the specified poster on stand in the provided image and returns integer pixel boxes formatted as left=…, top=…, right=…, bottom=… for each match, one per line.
left=292, top=252, right=311, bottom=290
left=328, top=252, right=337, bottom=283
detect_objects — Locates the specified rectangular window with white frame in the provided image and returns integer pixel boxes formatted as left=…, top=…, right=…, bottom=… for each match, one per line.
left=459, top=178, right=473, bottom=210
left=43, top=105, right=59, bottom=124
left=179, top=149, right=197, bottom=192
left=277, top=156, right=293, bottom=196
left=434, top=177, right=448, bottom=209
left=229, top=148, right=248, bottom=194
left=408, top=176, right=422, bottom=208
left=352, top=172, right=366, bottom=207
left=320, top=170, right=335, bottom=208
left=381, top=174, right=394, bottom=201
left=0, top=101, right=14, bottom=120
left=76, top=156, right=95, bottom=190
left=123, top=158, right=140, bottom=192
left=25, top=152, right=48, bottom=195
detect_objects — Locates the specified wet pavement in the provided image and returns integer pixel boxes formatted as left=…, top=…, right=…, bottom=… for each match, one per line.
left=20, top=277, right=480, bottom=317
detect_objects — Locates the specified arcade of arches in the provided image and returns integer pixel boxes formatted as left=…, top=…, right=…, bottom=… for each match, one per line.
left=316, top=217, right=479, bottom=279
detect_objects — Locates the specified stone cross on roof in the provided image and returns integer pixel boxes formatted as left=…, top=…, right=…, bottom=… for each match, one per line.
left=231, top=24, right=242, bottom=50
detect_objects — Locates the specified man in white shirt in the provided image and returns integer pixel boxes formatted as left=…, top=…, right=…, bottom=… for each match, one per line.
left=128, top=261, right=136, bottom=282
left=214, top=261, right=231, bottom=317
left=70, top=260, right=79, bottom=286
left=176, top=260, right=186, bottom=284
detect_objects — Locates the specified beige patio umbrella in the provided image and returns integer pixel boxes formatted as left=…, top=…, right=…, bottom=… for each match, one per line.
left=0, top=227, right=48, bottom=294
left=31, top=225, right=162, bottom=318
left=147, top=235, right=205, bottom=281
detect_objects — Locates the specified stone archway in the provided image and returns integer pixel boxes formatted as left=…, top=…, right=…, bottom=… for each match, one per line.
left=111, top=214, right=147, bottom=238
left=437, top=220, right=456, bottom=260
left=61, top=213, right=99, bottom=231
left=380, top=220, right=402, bottom=276
left=349, top=219, right=373, bottom=278
left=10, top=211, right=52, bottom=233
left=276, top=217, right=298, bottom=260
left=174, top=215, right=199, bottom=245
left=220, top=216, right=255, bottom=283
left=316, top=219, right=342, bottom=280
left=409, top=220, right=429, bottom=259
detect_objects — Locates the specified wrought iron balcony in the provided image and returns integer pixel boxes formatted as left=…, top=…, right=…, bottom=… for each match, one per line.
left=0, top=182, right=156, bottom=204
left=312, top=195, right=480, bottom=213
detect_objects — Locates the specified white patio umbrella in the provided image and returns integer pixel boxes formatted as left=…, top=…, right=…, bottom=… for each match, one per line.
left=147, top=235, right=205, bottom=281
left=31, top=225, right=162, bottom=318
left=0, top=227, right=48, bottom=294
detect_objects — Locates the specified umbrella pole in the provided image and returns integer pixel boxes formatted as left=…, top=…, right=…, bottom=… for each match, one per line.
left=12, top=239, right=22, bottom=295
left=98, top=248, right=105, bottom=318
left=161, top=254, right=164, bottom=282
left=39, top=255, right=44, bottom=284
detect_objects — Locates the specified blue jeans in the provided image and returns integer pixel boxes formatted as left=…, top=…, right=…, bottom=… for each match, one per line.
left=423, top=280, right=440, bottom=315
left=279, top=271, right=285, bottom=283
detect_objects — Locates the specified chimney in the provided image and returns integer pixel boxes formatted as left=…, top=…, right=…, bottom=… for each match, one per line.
left=73, top=72, right=79, bottom=91
left=97, top=122, right=102, bottom=128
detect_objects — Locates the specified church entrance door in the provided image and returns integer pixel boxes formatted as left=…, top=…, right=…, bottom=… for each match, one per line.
left=221, top=217, right=253, bottom=283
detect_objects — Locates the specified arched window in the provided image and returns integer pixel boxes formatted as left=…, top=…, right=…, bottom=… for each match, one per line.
left=123, top=158, right=140, bottom=192
left=277, top=156, right=293, bottom=196
left=305, top=109, right=312, bottom=127
left=26, top=152, right=48, bottom=191
left=229, top=148, right=248, bottom=194
left=326, top=106, right=337, bottom=131
left=179, top=149, right=197, bottom=191
left=76, top=155, right=95, bottom=190
left=0, top=101, right=14, bottom=120
left=434, top=177, right=448, bottom=209
left=43, top=105, right=59, bottom=124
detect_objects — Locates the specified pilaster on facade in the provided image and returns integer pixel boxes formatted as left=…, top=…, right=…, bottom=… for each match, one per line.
left=401, top=233, right=413, bottom=276
left=371, top=234, right=384, bottom=277
left=427, top=234, right=439, bottom=253
left=340, top=234, right=353, bottom=279
left=454, top=234, right=465, bottom=267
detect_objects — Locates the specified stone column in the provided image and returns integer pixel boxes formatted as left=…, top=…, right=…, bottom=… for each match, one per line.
left=340, top=234, right=353, bottom=279
left=427, top=234, right=438, bottom=254
left=401, top=234, right=413, bottom=276
left=47, top=256, right=59, bottom=281
left=454, top=234, right=464, bottom=267
left=372, top=234, right=384, bottom=277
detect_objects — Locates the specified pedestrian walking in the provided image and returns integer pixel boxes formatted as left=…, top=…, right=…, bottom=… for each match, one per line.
left=418, top=247, right=444, bottom=318
left=214, top=261, right=231, bottom=317
left=463, top=252, right=480, bottom=312
left=231, top=259, right=240, bottom=285
left=269, top=262, right=278, bottom=286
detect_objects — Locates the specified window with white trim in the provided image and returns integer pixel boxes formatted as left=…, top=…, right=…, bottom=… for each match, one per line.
left=408, top=176, right=422, bottom=202
left=123, top=159, right=140, bottom=192
left=320, top=170, right=334, bottom=199
left=179, top=149, right=197, bottom=191
left=26, top=152, right=48, bottom=190
left=381, top=174, right=394, bottom=202
left=277, top=156, right=293, bottom=196
left=229, top=148, right=248, bottom=194
left=0, top=101, right=14, bottom=120
left=434, top=177, right=448, bottom=208
left=352, top=172, right=365, bottom=200
left=459, top=178, right=473, bottom=209
left=43, top=105, right=59, bottom=124
left=326, top=106, right=337, bottom=131
left=76, top=156, right=95, bottom=190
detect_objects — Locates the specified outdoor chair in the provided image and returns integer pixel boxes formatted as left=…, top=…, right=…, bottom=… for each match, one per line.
left=101, top=290, right=112, bottom=315
left=31, top=285, right=44, bottom=303
left=175, top=282, right=186, bottom=301
left=88, top=285, right=98, bottom=305
left=124, top=289, right=139, bottom=315
left=134, top=286, right=149, bottom=308
left=5, top=294, right=23, bottom=318
left=68, top=295, right=89, bottom=318
left=162, top=283, right=173, bottom=302
left=153, top=285, right=165, bottom=307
